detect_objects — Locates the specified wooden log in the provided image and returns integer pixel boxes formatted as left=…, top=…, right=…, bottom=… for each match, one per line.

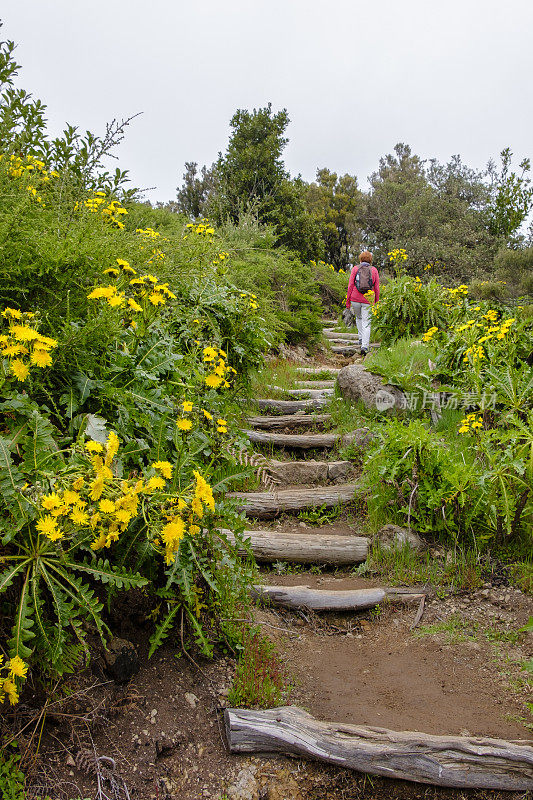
left=255, top=398, right=327, bottom=413
left=294, top=380, right=335, bottom=389
left=228, top=482, right=358, bottom=518
left=252, top=584, right=388, bottom=610
left=320, top=319, right=339, bottom=326
left=296, top=367, right=341, bottom=375
left=225, top=706, right=533, bottom=791
left=221, top=530, right=369, bottom=564
left=266, top=458, right=353, bottom=485
left=266, top=385, right=334, bottom=398
left=330, top=345, right=360, bottom=355
left=324, top=330, right=360, bottom=341
left=246, top=414, right=332, bottom=430
left=244, top=429, right=344, bottom=450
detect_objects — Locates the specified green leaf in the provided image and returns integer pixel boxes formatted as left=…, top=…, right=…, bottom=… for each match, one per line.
left=0, top=560, right=27, bottom=594
left=519, top=616, right=533, bottom=633
left=70, top=557, right=148, bottom=590
left=8, top=567, right=35, bottom=660
left=148, top=604, right=180, bottom=659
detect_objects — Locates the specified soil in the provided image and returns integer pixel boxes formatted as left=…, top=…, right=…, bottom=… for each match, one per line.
left=11, top=347, right=533, bottom=799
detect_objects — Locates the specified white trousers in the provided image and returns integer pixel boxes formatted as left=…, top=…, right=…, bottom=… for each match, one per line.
left=349, top=302, right=371, bottom=350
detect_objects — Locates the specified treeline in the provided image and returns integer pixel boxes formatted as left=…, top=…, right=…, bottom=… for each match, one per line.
left=173, top=104, right=533, bottom=294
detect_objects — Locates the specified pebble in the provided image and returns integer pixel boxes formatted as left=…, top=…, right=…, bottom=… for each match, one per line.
left=185, top=691, right=199, bottom=708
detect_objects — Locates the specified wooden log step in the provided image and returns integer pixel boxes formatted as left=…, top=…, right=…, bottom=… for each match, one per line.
left=228, top=482, right=358, bottom=518
left=255, top=398, right=327, bottom=413
left=330, top=345, right=360, bottom=355
left=246, top=414, right=332, bottom=430
left=266, top=385, right=334, bottom=398
left=327, top=337, right=362, bottom=345
left=320, top=319, right=339, bottom=326
left=266, top=458, right=353, bottom=485
left=294, top=380, right=335, bottom=389
left=225, top=707, right=533, bottom=791
left=252, top=584, right=424, bottom=610
left=296, top=366, right=341, bottom=374
left=324, top=330, right=360, bottom=341
left=221, top=530, right=369, bottom=564
left=244, top=429, right=351, bottom=450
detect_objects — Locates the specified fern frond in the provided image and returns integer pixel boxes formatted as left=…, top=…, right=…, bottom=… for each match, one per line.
left=148, top=604, right=180, bottom=659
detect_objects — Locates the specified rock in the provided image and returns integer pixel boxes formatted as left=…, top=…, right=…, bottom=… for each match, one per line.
left=185, top=691, right=199, bottom=708
left=227, top=766, right=259, bottom=800
left=337, top=364, right=406, bottom=411
left=327, top=460, right=353, bottom=481
left=375, top=524, right=424, bottom=551
left=103, top=637, right=139, bottom=684
left=155, top=731, right=185, bottom=758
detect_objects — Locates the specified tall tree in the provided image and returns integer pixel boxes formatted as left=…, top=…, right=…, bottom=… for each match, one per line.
left=306, top=168, right=363, bottom=267
left=486, top=148, right=533, bottom=241
left=175, top=161, right=214, bottom=219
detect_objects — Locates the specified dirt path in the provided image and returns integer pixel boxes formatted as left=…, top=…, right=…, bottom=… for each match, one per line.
left=28, top=327, right=533, bottom=799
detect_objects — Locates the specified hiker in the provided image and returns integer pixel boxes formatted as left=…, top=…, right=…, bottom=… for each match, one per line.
left=345, top=251, right=380, bottom=356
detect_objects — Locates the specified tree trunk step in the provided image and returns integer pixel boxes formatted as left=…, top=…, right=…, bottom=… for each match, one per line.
left=324, top=330, right=360, bottom=341
left=296, top=367, right=341, bottom=374
left=244, top=429, right=354, bottom=450
left=252, top=584, right=424, bottom=610
left=221, top=530, right=369, bottom=564
left=294, top=380, right=335, bottom=389
left=255, top=398, right=328, bottom=413
left=247, top=414, right=332, bottom=430
left=228, top=482, right=358, bottom=518
left=224, top=707, right=533, bottom=791
left=266, top=385, right=334, bottom=398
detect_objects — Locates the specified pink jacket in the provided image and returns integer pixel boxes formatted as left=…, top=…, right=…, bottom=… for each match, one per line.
left=346, top=263, right=380, bottom=307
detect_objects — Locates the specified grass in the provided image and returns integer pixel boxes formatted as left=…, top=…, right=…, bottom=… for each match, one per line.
left=297, top=501, right=345, bottom=525
left=362, top=541, right=485, bottom=592
left=363, top=336, right=436, bottom=393
left=227, top=628, right=292, bottom=709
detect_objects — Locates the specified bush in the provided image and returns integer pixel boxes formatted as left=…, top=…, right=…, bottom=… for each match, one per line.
left=371, top=274, right=452, bottom=345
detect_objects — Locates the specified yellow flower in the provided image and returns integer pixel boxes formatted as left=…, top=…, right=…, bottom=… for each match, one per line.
left=107, top=293, right=125, bottom=308
left=90, top=477, right=105, bottom=500
left=10, top=359, right=29, bottom=381
left=202, top=409, right=213, bottom=421
left=62, top=490, right=81, bottom=506
left=148, top=292, right=165, bottom=306
left=161, top=517, right=185, bottom=546
left=152, top=461, right=173, bottom=479
left=105, top=432, right=120, bottom=463
left=182, top=400, right=193, bottom=414
left=205, top=374, right=223, bottom=389
left=128, top=298, right=143, bottom=312
left=85, top=440, right=103, bottom=453
left=87, top=286, right=117, bottom=300
left=146, top=475, right=166, bottom=492
left=36, top=515, right=60, bottom=537
left=72, top=477, right=85, bottom=491
left=71, top=507, right=90, bottom=525
left=103, top=268, right=120, bottom=276
left=203, top=347, right=217, bottom=362
left=99, top=499, right=116, bottom=513
left=2, top=307, right=22, bottom=319
left=2, top=343, right=27, bottom=357
left=177, top=498, right=187, bottom=511
left=217, top=426, right=228, bottom=434
left=191, top=497, right=204, bottom=518
left=8, top=656, right=28, bottom=679
left=189, top=524, right=201, bottom=536
left=3, top=678, right=19, bottom=705
left=177, top=418, right=193, bottom=431
left=41, top=493, right=62, bottom=510
left=30, top=349, right=53, bottom=367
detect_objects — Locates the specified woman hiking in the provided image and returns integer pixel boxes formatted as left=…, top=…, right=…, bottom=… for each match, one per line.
left=345, top=250, right=380, bottom=357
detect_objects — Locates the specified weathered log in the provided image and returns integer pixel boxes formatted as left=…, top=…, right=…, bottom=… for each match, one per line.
left=221, top=530, right=369, bottom=564
left=245, top=429, right=343, bottom=450
left=224, top=707, right=533, bottom=791
left=266, top=385, right=334, bottom=398
left=266, top=458, right=354, bottom=485
left=294, top=380, right=335, bottom=389
left=330, top=345, right=360, bottom=355
left=296, top=366, right=341, bottom=375
left=252, top=584, right=424, bottom=610
left=228, top=482, right=358, bottom=518
left=246, top=414, right=332, bottom=430
left=320, top=319, right=339, bottom=326
left=255, top=398, right=327, bottom=413
left=324, top=330, right=360, bottom=341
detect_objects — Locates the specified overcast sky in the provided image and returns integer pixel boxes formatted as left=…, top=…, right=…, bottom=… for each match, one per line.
left=2, top=1, right=532, bottom=203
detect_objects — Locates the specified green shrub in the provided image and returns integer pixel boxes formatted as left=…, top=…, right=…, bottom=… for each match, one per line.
left=371, top=274, right=452, bottom=345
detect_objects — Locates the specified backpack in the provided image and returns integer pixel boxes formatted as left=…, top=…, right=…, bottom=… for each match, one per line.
left=355, top=263, right=374, bottom=294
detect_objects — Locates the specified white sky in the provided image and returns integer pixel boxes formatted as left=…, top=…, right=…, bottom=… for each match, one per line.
left=2, top=0, right=532, bottom=202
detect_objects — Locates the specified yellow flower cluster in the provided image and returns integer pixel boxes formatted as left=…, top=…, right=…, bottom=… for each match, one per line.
left=87, top=260, right=176, bottom=320
left=82, top=192, right=128, bottom=229
left=212, top=251, right=230, bottom=267
left=0, top=654, right=28, bottom=706
left=176, top=397, right=229, bottom=436
left=413, top=276, right=422, bottom=292
left=1, top=308, right=58, bottom=382
left=158, top=471, right=215, bottom=565
left=203, top=346, right=236, bottom=390
left=238, top=291, right=259, bottom=311
left=1, top=153, right=60, bottom=207
left=184, top=218, right=215, bottom=238
left=458, top=413, right=483, bottom=434
left=136, top=227, right=160, bottom=239
left=448, top=285, right=469, bottom=298
left=388, top=248, right=408, bottom=263
left=456, top=309, right=516, bottom=363
left=422, top=326, right=438, bottom=342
